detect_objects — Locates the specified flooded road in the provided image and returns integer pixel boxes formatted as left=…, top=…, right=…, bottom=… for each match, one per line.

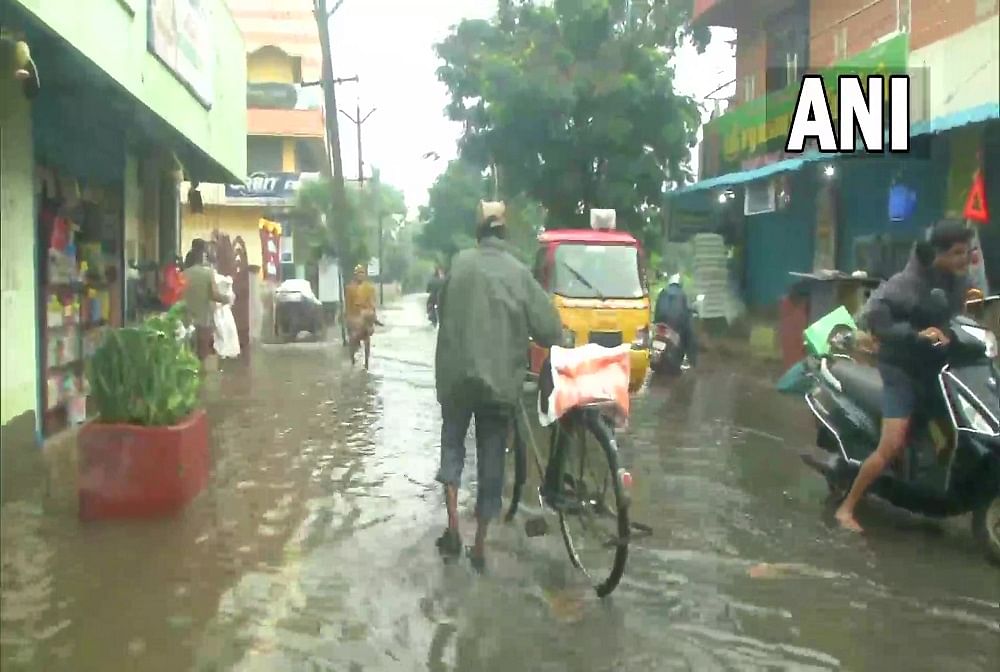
left=2, top=294, right=997, bottom=671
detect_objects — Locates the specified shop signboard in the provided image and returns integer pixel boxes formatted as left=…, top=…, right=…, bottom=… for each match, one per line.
left=701, top=33, right=909, bottom=179
left=148, top=0, right=215, bottom=107
left=225, top=172, right=318, bottom=200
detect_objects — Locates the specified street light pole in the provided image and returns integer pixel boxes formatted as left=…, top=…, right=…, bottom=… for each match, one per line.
left=378, top=213, right=384, bottom=306
left=312, top=0, right=353, bottom=344
left=340, top=102, right=376, bottom=184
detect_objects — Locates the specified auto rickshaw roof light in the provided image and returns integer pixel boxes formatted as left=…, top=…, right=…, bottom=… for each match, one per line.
left=590, top=209, right=616, bottom=231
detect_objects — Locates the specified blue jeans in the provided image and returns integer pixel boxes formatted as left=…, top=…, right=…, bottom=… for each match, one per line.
left=436, top=403, right=511, bottom=522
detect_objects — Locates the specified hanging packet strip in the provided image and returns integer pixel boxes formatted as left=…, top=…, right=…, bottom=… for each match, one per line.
left=888, top=184, right=916, bottom=223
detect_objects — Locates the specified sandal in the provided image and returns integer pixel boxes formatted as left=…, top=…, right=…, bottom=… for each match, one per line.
left=435, top=528, right=461, bottom=559
left=466, top=547, right=486, bottom=574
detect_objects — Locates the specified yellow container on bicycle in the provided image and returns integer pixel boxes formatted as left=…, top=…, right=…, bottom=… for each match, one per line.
left=528, top=210, right=651, bottom=392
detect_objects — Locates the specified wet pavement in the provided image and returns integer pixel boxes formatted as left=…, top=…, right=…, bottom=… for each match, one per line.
left=2, top=294, right=998, bottom=671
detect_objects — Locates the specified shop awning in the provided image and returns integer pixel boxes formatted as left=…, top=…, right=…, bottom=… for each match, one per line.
left=911, top=102, right=999, bottom=136
left=672, top=103, right=999, bottom=199
left=13, top=3, right=243, bottom=186
left=669, top=151, right=837, bottom=197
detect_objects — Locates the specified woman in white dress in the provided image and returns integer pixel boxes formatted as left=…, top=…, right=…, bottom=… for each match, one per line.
left=212, top=271, right=241, bottom=359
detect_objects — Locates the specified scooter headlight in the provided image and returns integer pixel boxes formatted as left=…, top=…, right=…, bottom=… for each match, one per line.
left=959, top=325, right=998, bottom=359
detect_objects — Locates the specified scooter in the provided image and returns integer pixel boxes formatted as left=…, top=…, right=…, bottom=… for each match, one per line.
left=650, top=322, right=684, bottom=374
left=427, top=298, right=438, bottom=327
left=793, top=290, right=1000, bottom=563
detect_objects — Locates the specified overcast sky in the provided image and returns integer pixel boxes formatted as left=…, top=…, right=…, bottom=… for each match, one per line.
left=326, top=1, right=735, bottom=212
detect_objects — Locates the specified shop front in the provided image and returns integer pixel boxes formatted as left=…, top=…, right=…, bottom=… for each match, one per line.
left=1, top=0, right=246, bottom=441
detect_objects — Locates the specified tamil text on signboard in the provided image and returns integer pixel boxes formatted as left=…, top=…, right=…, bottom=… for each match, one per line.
left=226, top=172, right=318, bottom=200
left=148, top=0, right=214, bottom=107
left=701, top=33, right=909, bottom=178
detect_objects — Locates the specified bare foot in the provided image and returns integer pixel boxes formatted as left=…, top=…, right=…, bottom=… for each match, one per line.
left=835, top=507, right=864, bottom=533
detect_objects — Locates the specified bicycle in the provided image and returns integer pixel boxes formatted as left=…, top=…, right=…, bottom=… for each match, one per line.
left=506, top=359, right=645, bottom=598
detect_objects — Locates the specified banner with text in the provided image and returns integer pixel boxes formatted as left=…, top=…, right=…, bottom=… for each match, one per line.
left=701, top=33, right=910, bottom=179
left=148, top=0, right=214, bottom=107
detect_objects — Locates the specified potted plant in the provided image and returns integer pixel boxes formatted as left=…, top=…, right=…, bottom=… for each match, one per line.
left=78, top=303, right=209, bottom=520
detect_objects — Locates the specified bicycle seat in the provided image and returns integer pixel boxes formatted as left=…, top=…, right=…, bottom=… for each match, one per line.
left=828, top=359, right=883, bottom=418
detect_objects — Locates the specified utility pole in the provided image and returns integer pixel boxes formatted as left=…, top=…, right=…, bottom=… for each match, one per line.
left=313, top=0, right=351, bottom=344
left=340, top=101, right=376, bottom=185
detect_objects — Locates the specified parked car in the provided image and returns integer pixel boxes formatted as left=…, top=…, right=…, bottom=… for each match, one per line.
left=275, top=279, right=324, bottom=342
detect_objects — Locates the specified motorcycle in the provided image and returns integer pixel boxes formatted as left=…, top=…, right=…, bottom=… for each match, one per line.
left=427, top=298, right=438, bottom=327
left=649, top=322, right=684, bottom=374
left=793, top=290, right=1000, bottom=563
left=649, top=286, right=701, bottom=375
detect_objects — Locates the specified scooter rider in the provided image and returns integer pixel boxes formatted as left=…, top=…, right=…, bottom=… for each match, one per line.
left=653, top=273, right=698, bottom=367
left=427, top=266, right=445, bottom=324
left=835, top=220, right=973, bottom=533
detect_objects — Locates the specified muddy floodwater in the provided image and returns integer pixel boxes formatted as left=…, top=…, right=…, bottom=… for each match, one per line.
left=2, top=295, right=998, bottom=671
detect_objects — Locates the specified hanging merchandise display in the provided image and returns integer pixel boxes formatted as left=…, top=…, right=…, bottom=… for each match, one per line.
left=888, top=182, right=917, bottom=222
left=966, top=224, right=990, bottom=295
left=258, top=218, right=282, bottom=280
left=36, top=165, right=122, bottom=437
left=963, top=170, right=989, bottom=223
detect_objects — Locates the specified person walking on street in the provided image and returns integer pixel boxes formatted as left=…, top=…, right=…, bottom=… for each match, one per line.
left=182, top=239, right=229, bottom=362
left=344, top=264, right=379, bottom=369
left=434, top=209, right=563, bottom=571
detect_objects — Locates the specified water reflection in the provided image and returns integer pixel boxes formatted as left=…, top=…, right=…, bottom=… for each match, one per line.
left=2, top=297, right=998, bottom=671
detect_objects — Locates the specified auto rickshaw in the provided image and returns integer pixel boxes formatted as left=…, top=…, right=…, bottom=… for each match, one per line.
left=528, top=209, right=651, bottom=391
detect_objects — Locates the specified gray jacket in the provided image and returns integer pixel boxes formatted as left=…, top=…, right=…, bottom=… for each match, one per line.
left=858, top=248, right=969, bottom=370
left=435, top=238, right=562, bottom=408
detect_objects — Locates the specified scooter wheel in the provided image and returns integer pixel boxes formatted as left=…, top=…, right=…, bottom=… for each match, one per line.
left=972, top=496, right=1000, bottom=566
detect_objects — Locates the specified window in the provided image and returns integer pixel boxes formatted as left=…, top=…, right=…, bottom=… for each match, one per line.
left=247, top=136, right=283, bottom=173
left=766, top=1, right=809, bottom=91
left=744, top=180, right=776, bottom=216
left=897, top=0, right=911, bottom=33
left=552, top=244, right=644, bottom=300
left=786, top=52, right=800, bottom=88
left=834, top=26, right=848, bottom=61
left=295, top=140, right=323, bottom=173
left=743, top=74, right=756, bottom=102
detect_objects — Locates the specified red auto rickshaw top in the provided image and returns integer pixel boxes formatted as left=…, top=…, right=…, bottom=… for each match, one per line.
left=538, top=229, right=639, bottom=245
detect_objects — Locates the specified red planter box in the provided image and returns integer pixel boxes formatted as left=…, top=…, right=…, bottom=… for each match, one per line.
left=77, top=410, right=210, bottom=521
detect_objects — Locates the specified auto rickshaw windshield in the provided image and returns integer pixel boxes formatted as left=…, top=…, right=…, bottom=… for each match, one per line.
left=553, top=243, right=644, bottom=299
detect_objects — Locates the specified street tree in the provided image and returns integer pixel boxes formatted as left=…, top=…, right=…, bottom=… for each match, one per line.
left=435, top=0, right=707, bottom=244
left=417, top=159, right=544, bottom=265
left=295, top=175, right=406, bottom=272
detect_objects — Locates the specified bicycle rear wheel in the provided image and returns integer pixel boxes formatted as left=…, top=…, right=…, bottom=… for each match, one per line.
left=556, top=411, right=630, bottom=597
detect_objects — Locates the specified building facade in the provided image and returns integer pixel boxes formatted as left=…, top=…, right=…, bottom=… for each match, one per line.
left=1, top=0, right=247, bottom=441
left=673, top=0, right=999, bottom=309
left=181, top=0, right=327, bottom=280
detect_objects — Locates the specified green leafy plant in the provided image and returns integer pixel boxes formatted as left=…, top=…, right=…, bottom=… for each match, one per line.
left=88, top=303, right=202, bottom=426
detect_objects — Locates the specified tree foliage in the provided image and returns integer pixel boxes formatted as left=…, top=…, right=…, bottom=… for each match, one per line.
left=295, top=173, right=407, bottom=272
left=435, top=0, right=706, bottom=244
left=417, top=158, right=544, bottom=265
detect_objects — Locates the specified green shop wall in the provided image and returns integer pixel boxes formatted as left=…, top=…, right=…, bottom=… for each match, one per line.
left=702, top=33, right=909, bottom=179
left=12, top=0, right=246, bottom=181
left=0, top=71, right=39, bottom=427
left=744, top=170, right=818, bottom=307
